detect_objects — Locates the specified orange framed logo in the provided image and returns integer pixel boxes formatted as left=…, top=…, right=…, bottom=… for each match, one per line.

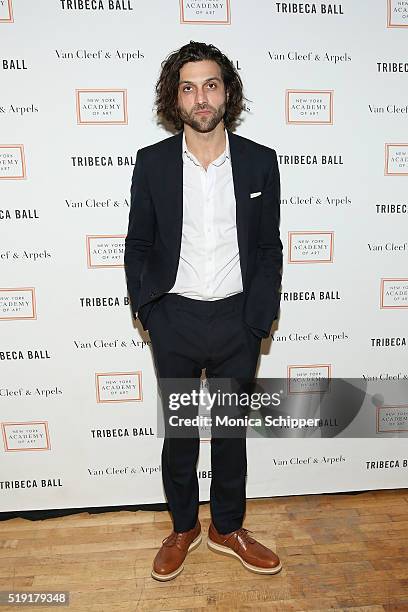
left=385, top=144, right=408, bottom=175
left=286, top=90, right=334, bottom=124
left=0, top=287, right=36, bottom=320
left=377, top=405, right=408, bottom=433
left=76, top=89, right=128, bottom=125
left=0, top=0, right=13, bottom=23
left=0, top=145, right=26, bottom=179
left=287, top=365, right=332, bottom=394
left=387, top=0, right=408, bottom=27
left=179, top=0, right=231, bottom=24
left=288, top=231, right=334, bottom=263
left=380, top=278, right=408, bottom=309
left=86, top=235, right=125, bottom=268
left=95, top=371, right=143, bottom=403
left=2, top=421, right=51, bottom=451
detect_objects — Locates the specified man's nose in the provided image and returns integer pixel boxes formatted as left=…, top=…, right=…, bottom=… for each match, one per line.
left=195, top=87, right=208, bottom=105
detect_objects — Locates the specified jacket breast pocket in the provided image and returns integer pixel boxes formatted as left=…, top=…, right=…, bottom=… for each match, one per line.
left=249, top=190, right=263, bottom=201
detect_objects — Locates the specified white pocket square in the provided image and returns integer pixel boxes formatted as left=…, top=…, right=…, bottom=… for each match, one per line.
left=250, top=191, right=262, bottom=198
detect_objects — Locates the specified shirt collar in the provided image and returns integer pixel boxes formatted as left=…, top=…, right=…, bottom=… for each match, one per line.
left=182, top=129, right=230, bottom=167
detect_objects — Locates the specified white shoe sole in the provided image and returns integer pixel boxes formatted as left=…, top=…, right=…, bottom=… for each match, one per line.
left=151, top=532, right=202, bottom=581
left=207, top=538, right=282, bottom=575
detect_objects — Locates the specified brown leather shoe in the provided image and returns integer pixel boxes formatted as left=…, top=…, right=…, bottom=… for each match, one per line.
left=151, top=520, right=202, bottom=581
left=207, top=522, right=282, bottom=575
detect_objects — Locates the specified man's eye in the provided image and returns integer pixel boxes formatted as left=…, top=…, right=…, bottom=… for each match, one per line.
left=183, top=86, right=192, bottom=92
left=207, top=83, right=216, bottom=89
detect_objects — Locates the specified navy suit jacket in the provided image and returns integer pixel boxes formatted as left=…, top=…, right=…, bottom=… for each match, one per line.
left=124, top=130, right=283, bottom=338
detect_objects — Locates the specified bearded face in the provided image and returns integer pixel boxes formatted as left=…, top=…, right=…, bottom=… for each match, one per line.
left=177, top=60, right=227, bottom=133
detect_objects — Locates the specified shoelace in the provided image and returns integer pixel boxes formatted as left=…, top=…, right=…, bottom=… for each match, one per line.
left=231, top=528, right=275, bottom=554
left=229, top=527, right=257, bottom=545
left=162, top=531, right=185, bottom=548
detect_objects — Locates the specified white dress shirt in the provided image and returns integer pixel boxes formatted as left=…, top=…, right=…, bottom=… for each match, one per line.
left=168, top=130, right=243, bottom=301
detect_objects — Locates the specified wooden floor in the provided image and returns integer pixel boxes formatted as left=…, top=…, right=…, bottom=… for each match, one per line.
left=1, top=489, right=408, bottom=611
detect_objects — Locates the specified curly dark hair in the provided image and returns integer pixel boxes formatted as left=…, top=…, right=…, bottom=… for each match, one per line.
left=155, top=41, right=245, bottom=132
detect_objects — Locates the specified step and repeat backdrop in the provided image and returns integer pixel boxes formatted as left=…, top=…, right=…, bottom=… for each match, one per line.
left=1, top=0, right=407, bottom=512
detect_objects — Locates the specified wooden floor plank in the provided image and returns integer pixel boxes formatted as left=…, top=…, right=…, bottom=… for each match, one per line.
left=0, top=489, right=407, bottom=611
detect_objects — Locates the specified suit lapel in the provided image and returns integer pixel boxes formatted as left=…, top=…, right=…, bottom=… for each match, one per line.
left=164, top=132, right=183, bottom=259
left=228, top=130, right=250, bottom=286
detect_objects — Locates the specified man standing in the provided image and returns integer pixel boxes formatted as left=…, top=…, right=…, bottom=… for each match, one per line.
left=124, top=41, right=283, bottom=581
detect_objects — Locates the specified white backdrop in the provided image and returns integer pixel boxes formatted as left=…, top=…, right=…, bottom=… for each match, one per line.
left=1, top=0, right=407, bottom=512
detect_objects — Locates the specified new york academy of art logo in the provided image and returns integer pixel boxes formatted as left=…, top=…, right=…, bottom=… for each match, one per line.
left=2, top=421, right=51, bottom=451
left=95, top=371, right=143, bottom=402
left=76, top=89, right=128, bottom=124
left=0, top=288, right=36, bottom=320
left=288, top=231, right=334, bottom=263
left=86, top=235, right=125, bottom=268
left=179, top=0, right=231, bottom=24
left=385, top=144, right=408, bottom=175
left=287, top=364, right=332, bottom=394
left=377, top=404, right=408, bottom=432
left=387, top=0, right=408, bottom=27
left=286, top=90, right=334, bottom=124
left=0, top=0, right=13, bottom=22
left=380, top=278, right=408, bottom=308
left=0, top=145, right=26, bottom=179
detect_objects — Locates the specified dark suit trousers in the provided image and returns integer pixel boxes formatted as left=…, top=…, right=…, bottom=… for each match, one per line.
left=146, top=290, right=261, bottom=535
